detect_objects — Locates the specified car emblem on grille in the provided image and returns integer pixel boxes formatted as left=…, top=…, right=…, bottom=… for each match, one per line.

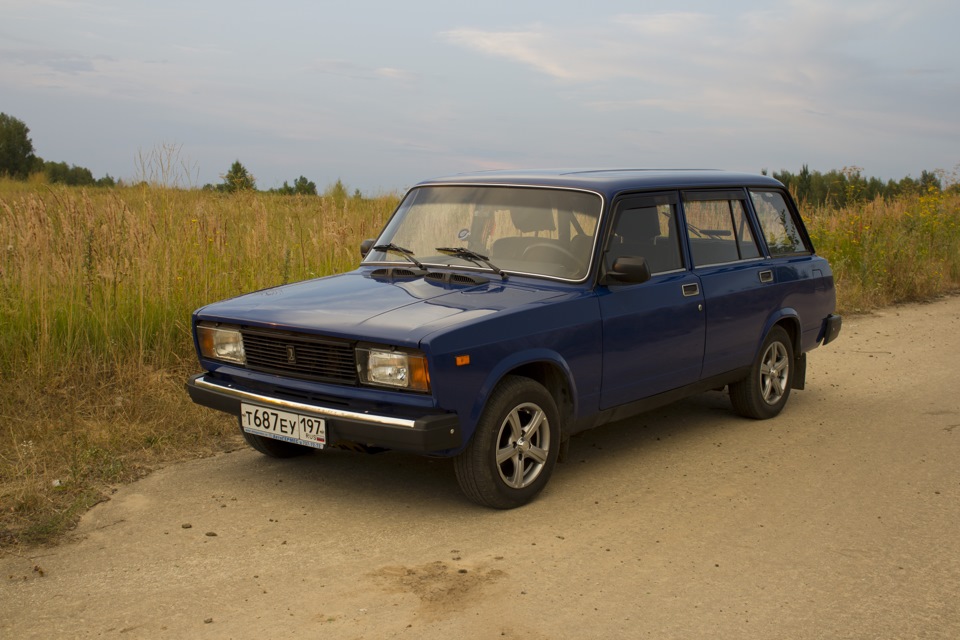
left=285, top=345, right=297, bottom=364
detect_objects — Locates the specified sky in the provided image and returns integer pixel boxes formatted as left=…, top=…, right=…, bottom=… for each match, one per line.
left=3, top=0, right=958, bottom=193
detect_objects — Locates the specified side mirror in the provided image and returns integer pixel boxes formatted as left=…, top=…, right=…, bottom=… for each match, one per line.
left=360, top=238, right=375, bottom=258
left=601, top=255, right=651, bottom=285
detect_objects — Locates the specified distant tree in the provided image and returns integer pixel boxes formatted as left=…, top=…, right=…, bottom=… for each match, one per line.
left=325, top=178, right=348, bottom=206
left=44, top=161, right=96, bottom=186
left=797, top=164, right=812, bottom=203
left=219, top=160, right=256, bottom=192
left=897, top=175, right=920, bottom=195
left=919, top=169, right=942, bottom=192
left=293, top=175, right=317, bottom=196
left=865, top=176, right=885, bottom=200
left=271, top=175, right=317, bottom=196
left=0, top=113, right=38, bottom=179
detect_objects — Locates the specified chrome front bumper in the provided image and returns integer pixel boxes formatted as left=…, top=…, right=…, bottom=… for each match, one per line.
left=186, top=374, right=462, bottom=454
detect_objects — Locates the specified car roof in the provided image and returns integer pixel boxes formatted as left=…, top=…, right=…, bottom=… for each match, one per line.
left=415, top=168, right=785, bottom=200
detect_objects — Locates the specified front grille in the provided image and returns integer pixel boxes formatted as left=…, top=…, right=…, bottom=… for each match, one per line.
left=241, top=327, right=358, bottom=385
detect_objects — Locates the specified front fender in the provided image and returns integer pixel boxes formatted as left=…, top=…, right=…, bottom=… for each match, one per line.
left=467, top=348, right=580, bottom=435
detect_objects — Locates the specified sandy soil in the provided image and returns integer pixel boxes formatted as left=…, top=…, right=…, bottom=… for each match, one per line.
left=2, top=296, right=959, bottom=639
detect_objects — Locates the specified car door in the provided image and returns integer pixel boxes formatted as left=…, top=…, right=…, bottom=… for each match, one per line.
left=681, top=189, right=772, bottom=379
left=598, top=192, right=706, bottom=409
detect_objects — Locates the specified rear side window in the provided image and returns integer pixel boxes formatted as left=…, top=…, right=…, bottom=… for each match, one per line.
left=682, top=191, right=761, bottom=267
left=750, top=190, right=810, bottom=255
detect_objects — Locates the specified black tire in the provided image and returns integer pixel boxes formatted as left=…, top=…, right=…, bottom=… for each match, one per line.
left=454, top=376, right=560, bottom=509
left=241, top=428, right=310, bottom=458
left=729, top=325, right=794, bottom=419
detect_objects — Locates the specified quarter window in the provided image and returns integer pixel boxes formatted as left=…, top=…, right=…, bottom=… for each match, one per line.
left=749, top=190, right=810, bottom=255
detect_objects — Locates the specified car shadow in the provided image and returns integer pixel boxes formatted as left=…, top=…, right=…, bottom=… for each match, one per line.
left=239, top=390, right=749, bottom=512
left=563, top=390, right=736, bottom=463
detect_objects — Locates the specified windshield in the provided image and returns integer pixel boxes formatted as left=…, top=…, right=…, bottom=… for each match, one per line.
left=365, top=185, right=602, bottom=281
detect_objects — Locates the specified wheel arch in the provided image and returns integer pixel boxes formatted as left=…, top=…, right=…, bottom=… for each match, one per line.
left=509, top=361, right=575, bottom=437
left=762, top=309, right=802, bottom=356
left=470, top=351, right=577, bottom=442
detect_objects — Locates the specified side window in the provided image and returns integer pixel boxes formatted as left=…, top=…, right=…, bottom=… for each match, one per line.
left=749, top=190, right=810, bottom=255
left=682, top=192, right=760, bottom=267
left=608, top=194, right=683, bottom=274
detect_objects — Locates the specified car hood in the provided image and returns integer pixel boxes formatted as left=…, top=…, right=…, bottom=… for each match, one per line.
left=194, top=269, right=571, bottom=347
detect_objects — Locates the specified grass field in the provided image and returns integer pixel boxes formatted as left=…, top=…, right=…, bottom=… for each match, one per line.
left=1, top=180, right=958, bottom=545
left=805, top=185, right=960, bottom=311
left=0, top=182, right=398, bottom=544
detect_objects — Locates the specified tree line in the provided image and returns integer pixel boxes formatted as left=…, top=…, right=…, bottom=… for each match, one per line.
left=0, top=113, right=116, bottom=186
left=202, top=159, right=359, bottom=200
left=201, top=159, right=324, bottom=195
left=766, top=164, right=951, bottom=207
left=0, top=113, right=358, bottom=197
left=2, top=111, right=951, bottom=203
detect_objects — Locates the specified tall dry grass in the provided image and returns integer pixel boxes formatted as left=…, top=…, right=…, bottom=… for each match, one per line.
left=0, top=180, right=397, bottom=544
left=803, top=187, right=960, bottom=311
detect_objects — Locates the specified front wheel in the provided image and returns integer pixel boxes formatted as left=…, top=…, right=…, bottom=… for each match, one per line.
left=454, top=376, right=560, bottom=509
left=729, top=325, right=794, bottom=419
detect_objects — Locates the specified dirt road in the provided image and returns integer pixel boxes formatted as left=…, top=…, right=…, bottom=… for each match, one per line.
left=3, top=296, right=959, bottom=639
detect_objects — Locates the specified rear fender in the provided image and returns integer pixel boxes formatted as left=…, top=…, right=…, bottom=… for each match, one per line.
left=759, top=310, right=805, bottom=390
left=759, top=309, right=802, bottom=356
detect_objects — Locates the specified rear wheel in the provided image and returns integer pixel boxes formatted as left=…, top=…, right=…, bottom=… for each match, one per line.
left=454, top=376, right=560, bottom=509
left=241, top=428, right=310, bottom=458
left=729, top=325, right=794, bottom=419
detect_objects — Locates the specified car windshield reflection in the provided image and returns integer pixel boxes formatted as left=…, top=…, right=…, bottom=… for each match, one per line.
left=365, top=185, right=602, bottom=281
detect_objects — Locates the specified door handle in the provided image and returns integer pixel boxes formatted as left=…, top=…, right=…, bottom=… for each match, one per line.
left=759, top=270, right=774, bottom=283
left=682, top=283, right=700, bottom=297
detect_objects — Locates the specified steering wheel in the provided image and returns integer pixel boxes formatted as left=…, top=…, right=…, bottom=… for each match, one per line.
left=521, top=242, right=584, bottom=275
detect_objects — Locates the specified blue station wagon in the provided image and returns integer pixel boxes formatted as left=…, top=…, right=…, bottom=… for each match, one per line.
left=187, top=169, right=842, bottom=508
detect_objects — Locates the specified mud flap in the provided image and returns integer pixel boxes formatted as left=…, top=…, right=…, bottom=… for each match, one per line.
left=792, top=352, right=806, bottom=390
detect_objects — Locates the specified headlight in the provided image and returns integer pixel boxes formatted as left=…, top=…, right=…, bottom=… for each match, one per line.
left=357, top=347, right=430, bottom=392
left=197, top=324, right=246, bottom=365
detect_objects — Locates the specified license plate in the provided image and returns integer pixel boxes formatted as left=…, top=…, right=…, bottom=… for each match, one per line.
left=240, top=403, right=326, bottom=449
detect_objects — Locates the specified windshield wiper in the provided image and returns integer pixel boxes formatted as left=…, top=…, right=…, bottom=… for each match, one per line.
left=435, top=247, right=507, bottom=280
left=372, top=243, right=426, bottom=271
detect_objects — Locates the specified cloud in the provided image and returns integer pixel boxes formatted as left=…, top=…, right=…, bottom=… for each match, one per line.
left=174, top=44, right=231, bottom=57
left=307, top=59, right=373, bottom=79
left=441, top=7, right=891, bottom=86
left=307, top=59, right=418, bottom=84
left=0, top=47, right=204, bottom=101
left=375, top=67, right=417, bottom=82
left=1, top=48, right=102, bottom=74
left=439, top=1, right=953, bottom=135
left=612, top=11, right=711, bottom=37
left=441, top=28, right=578, bottom=80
